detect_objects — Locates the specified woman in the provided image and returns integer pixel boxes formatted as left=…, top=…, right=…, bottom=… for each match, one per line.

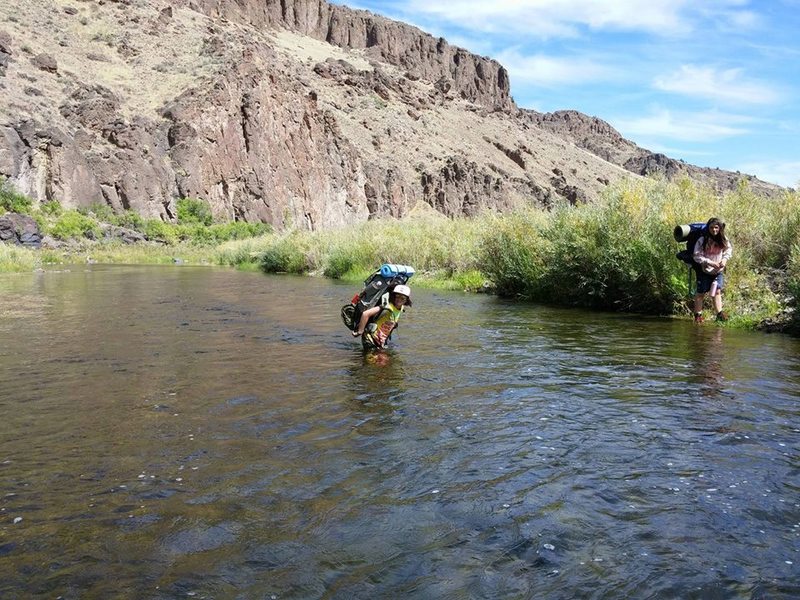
left=352, top=284, right=412, bottom=350
left=692, top=217, right=732, bottom=323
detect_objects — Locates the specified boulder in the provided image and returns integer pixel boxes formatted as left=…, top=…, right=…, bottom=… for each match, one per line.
left=0, top=30, right=11, bottom=74
left=32, top=53, right=58, bottom=73
left=0, top=213, right=42, bottom=248
left=101, top=223, right=146, bottom=244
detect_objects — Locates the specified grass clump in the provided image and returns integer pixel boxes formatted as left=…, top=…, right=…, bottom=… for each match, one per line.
left=784, top=241, right=800, bottom=333
left=259, top=232, right=312, bottom=274
left=50, top=210, right=101, bottom=240
left=176, top=197, right=213, bottom=226
left=0, top=176, right=33, bottom=214
left=231, top=214, right=488, bottom=286
left=0, top=243, right=39, bottom=272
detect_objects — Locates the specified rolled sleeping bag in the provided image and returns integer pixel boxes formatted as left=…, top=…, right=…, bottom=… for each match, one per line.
left=673, top=223, right=705, bottom=242
left=379, top=264, right=416, bottom=277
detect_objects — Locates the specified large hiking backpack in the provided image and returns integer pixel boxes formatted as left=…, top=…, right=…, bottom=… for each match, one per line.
left=341, top=264, right=415, bottom=332
left=673, top=223, right=707, bottom=269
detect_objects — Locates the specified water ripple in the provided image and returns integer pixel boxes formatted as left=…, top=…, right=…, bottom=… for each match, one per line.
left=0, top=268, right=799, bottom=598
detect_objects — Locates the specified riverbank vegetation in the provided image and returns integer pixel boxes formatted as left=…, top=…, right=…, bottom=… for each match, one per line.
left=2, top=176, right=798, bottom=331
left=0, top=179, right=268, bottom=267
left=218, top=177, right=799, bottom=331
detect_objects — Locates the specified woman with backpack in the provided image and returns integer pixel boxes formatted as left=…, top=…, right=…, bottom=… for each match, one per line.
left=692, top=217, right=732, bottom=323
left=352, top=284, right=412, bottom=350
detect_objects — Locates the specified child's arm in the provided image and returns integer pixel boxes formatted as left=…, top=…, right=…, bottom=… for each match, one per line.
left=353, top=306, right=380, bottom=336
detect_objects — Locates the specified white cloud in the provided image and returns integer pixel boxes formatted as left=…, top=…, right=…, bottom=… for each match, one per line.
left=613, top=108, right=753, bottom=142
left=401, top=0, right=750, bottom=38
left=440, top=34, right=496, bottom=57
left=737, top=160, right=800, bottom=187
left=496, top=49, right=618, bottom=87
left=654, top=65, right=782, bottom=105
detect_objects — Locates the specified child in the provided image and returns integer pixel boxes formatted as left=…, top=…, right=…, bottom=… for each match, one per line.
left=352, top=285, right=412, bottom=350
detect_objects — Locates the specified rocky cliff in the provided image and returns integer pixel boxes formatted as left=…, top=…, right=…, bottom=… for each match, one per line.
left=0, top=0, right=784, bottom=229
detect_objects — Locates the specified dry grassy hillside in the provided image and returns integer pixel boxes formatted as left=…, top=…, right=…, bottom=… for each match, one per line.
left=0, top=0, right=784, bottom=229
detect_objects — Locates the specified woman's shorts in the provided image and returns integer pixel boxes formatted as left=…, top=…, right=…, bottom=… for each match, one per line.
left=696, top=271, right=724, bottom=294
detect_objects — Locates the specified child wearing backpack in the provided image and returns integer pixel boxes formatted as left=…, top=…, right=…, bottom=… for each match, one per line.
left=352, top=285, right=412, bottom=350
left=692, top=217, right=732, bottom=323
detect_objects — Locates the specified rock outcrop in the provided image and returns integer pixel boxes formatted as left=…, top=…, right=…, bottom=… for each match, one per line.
left=0, top=30, right=12, bottom=76
left=190, top=0, right=511, bottom=111
left=0, top=212, right=42, bottom=247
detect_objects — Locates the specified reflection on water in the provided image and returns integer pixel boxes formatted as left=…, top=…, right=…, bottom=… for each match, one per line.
left=688, top=325, right=726, bottom=399
left=0, top=265, right=799, bottom=599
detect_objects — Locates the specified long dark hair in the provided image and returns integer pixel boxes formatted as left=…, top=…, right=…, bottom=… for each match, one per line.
left=703, top=217, right=729, bottom=250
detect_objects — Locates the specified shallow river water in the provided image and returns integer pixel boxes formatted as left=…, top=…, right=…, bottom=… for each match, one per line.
left=0, top=265, right=798, bottom=599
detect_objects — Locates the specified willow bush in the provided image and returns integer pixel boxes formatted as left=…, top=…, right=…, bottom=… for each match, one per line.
left=259, top=231, right=314, bottom=274
left=480, top=178, right=794, bottom=320
left=481, top=179, right=683, bottom=313
left=248, top=216, right=488, bottom=288
left=480, top=209, right=550, bottom=298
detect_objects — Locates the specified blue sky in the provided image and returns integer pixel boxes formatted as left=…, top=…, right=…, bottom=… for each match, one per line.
left=331, top=0, right=800, bottom=188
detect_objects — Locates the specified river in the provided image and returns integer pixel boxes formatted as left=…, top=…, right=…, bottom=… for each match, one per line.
left=1, top=265, right=798, bottom=599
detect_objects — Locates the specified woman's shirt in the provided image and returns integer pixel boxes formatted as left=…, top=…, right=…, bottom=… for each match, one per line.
left=693, top=236, right=733, bottom=274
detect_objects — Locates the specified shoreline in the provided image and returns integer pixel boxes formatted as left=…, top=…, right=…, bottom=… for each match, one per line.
left=3, top=245, right=796, bottom=336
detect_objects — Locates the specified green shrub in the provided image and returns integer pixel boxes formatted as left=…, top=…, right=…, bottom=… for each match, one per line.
left=79, top=202, right=116, bottom=223
left=214, top=235, right=274, bottom=267
left=167, top=222, right=268, bottom=245
left=40, top=201, right=63, bottom=217
left=481, top=210, right=550, bottom=298
left=763, top=191, right=800, bottom=268
left=142, top=219, right=178, bottom=244
left=324, top=247, right=364, bottom=279
left=29, top=211, right=48, bottom=234
left=539, top=186, right=682, bottom=313
left=114, top=210, right=146, bottom=231
left=0, top=177, right=33, bottom=214
left=260, top=235, right=310, bottom=274
left=208, top=221, right=271, bottom=242
left=173, top=223, right=210, bottom=244
left=50, top=210, right=101, bottom=240
left=176, top=197, right=213, bottom=226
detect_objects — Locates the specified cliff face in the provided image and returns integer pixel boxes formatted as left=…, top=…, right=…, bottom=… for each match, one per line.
left=191, top=0, right=512, bottom=111
left=0, top=0, right=783, bottom=230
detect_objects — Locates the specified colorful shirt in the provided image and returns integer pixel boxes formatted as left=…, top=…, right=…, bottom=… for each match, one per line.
left=363, top=303, right=402, bottom=349
left=693, top=236, right=733, bottom=275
